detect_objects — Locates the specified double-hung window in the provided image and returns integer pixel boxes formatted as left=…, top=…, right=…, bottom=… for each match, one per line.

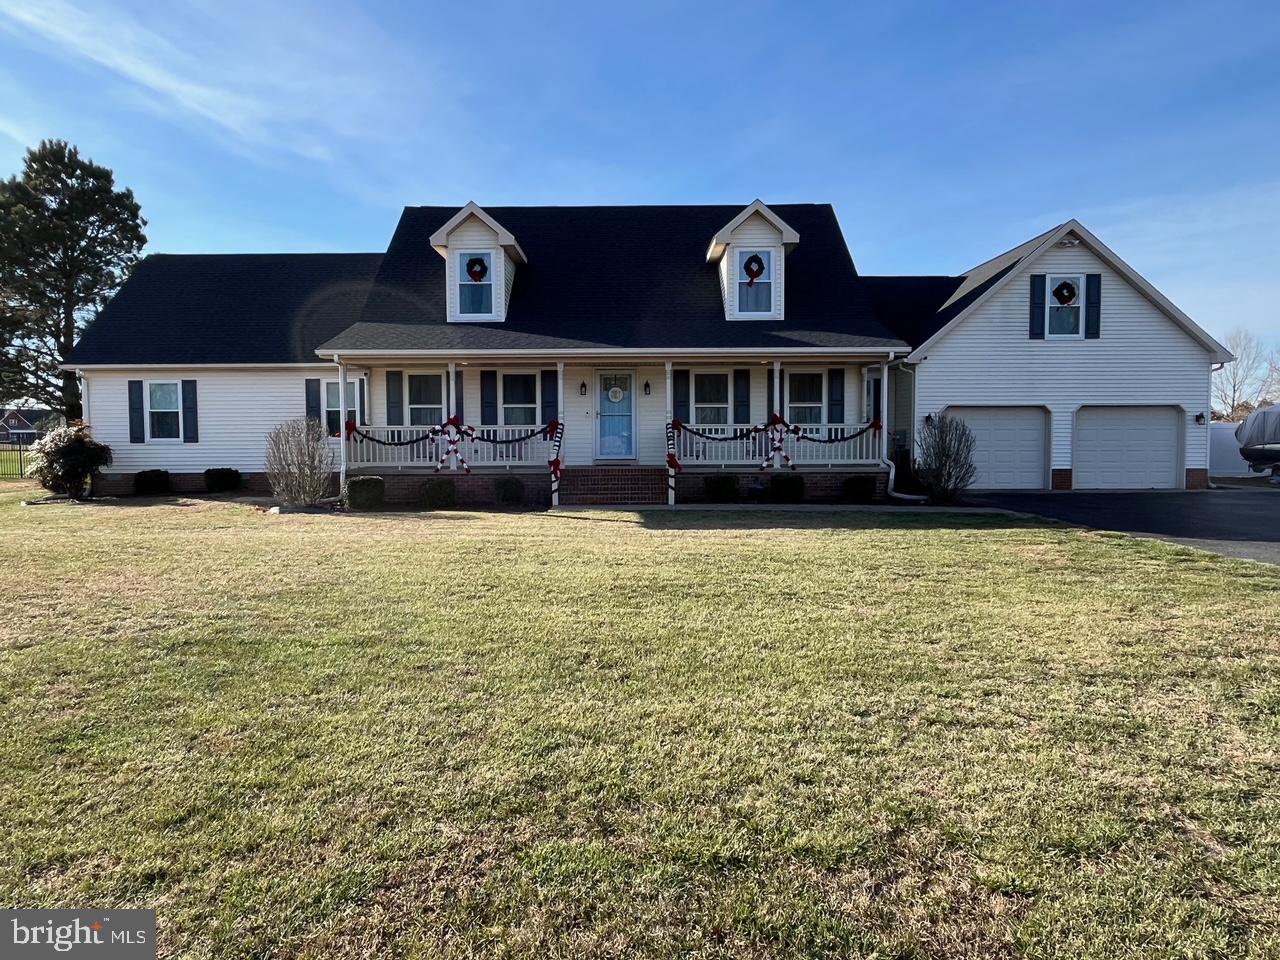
left=147, top=381, right=181, bottom=440
left=1046, top=275, right=1084, bottom=338
left=787, top=372, right=824, bottom=425
left=693, top=373, right=730, bottom=425
left=407, top=374, right=444, bottom=426
left=324, top=380, right=362, bottom=436
left=736, top=249, right=773, bottom=315
left=459, top=251, right=494, bottom=316
left=501, top=373, right=538, bottom=425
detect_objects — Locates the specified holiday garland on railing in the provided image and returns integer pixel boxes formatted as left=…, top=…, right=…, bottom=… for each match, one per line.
left=666, top=415, right=881, bottom=472
left=346, top=416, right=562, bottom=477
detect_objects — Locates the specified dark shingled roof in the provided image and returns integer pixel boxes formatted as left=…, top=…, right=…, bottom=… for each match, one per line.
left=67, top=253, right=384, bottom=365
left=319, top=204, right=911, bottom=353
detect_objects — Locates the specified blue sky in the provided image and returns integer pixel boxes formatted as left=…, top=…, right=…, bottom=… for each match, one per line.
left=0, top=0, right=1277, bottom=342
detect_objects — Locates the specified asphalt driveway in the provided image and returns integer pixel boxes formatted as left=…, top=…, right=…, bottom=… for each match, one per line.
left=974, top=488, right=1280, bottom=565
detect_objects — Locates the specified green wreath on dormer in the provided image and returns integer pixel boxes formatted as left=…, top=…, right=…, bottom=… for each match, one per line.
left=743, top=253, right=766, bottom=287
left=465, top=256, right=489, bottom=283
left=1052, top=279, right=1078, bottom=305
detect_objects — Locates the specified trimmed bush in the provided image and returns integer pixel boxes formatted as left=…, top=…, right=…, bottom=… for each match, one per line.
left=24, top=423, right=113, bottom=499
left=344, top=475, right=385, bottom=511
left=419, top=477, right=458, bottom=510
left=204, top=468, right=242, bottom=493
left=840, top=475, right=878, bottom=504
left=494, top=476, right=525, bottom=507
left=703, top=474, right=739, bottom=503
left=768, top=472, right=805, bottom=503
left=134, top=469, right=172, bottom=496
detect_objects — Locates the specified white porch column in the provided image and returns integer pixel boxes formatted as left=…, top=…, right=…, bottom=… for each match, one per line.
left=337, top=358, right=348, bottom=493
left=880, top=359, right=890, bottom=460
left=554, top=361, right=565, bottom=507
left=665, top=361, right=675, bottom=505
left=772, top=359, right=782, bottom=468
left=446, top=361, right=458, bottom=470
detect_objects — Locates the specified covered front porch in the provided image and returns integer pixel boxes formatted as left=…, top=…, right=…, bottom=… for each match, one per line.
left=327, top=353, right=902, bottom=504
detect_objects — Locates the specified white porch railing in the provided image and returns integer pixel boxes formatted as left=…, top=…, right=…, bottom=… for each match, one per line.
left=345, top=426, right=551, bottom=468
left=676, top=422, right=881, bottom=466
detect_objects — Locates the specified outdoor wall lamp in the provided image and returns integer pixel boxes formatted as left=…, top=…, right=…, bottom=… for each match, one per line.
left=924, top=413, right=934, bottom=425
left=1195, top=412, right=1206, bottom=424
left=643, top=381, right=651, bottom=396
left=579, top=381, right=588, bottom=397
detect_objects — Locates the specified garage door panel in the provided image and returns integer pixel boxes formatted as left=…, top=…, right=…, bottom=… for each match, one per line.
left=948, top=406, right=1047, bottom=489
left=1075, top=406, right=1179, bottom=489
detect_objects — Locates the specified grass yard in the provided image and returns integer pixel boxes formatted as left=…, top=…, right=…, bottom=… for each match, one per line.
left=2, top=486, right=1279, bottom=959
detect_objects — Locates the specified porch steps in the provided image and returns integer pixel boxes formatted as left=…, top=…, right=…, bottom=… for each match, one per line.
left=558, top=466, right=668, bottom=506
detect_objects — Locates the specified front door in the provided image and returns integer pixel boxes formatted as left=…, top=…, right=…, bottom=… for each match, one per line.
left=596, top=371, right=635, bottom=459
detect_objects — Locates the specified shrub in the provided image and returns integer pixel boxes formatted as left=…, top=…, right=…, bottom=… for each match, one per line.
left=265, top=418, right=334, bottom=506
left=494, top=476, right=525, bottom=507
left=841, top=475, right=878, bottom=503
left=24, top=423, right=113, bottom=499
left=916, top=413, right=977, bottom=504
left=134, top=470, right=172, bottom=496
left=768, top=472, right=805, bottom=503
left=419, top=477, right=458, bottom=510
left=703, top=474, right=739, bottom=503
left=344, top=475, right=385, bottom=511
left=204, top=468, right=242, bottom=493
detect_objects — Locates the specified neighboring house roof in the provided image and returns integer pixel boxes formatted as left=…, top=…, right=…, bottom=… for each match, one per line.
left=320, top=204, right=910, bottom=355
left=0, top=409, right=40, bottom=431
left=893, top=220, right=1232, bottom=363
left=67, top=253, right=384, bottom=365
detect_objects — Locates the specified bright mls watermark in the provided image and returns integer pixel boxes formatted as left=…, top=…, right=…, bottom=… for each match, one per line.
left=2, top=911, right=155, bottom=958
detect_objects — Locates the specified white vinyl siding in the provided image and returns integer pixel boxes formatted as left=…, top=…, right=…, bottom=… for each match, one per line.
left=444, top=215, right=507, bottom=322
left=914, top=243, right=1212, bottom=479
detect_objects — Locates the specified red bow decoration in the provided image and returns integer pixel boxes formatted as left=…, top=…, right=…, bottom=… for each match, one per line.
left=548, top=457, right=562, bottom=480
left=743, top=253, right=766, bottom=288
left=871, top=418, right=883, bottom=431
left=670, top=417, right=684, bottom=432
left=544, top=418, right=559, bottom=436
left=465, top=256, right=488, bottom=283
left=344, top=418, right=357, bottom=439
left=666, top=452, right=683, bottom=473
left=446, top=414, right=462, bottom=428
left=769, top=413, right=786, bottom=427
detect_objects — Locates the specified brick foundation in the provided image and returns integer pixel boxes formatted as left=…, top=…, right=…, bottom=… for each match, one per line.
left=1050, top=468, right=1073, bottom=491
left=675, top=468, right=889, bottom=503
left=1185, top=468, right=1209, bottom=490
left=559, top=466, right=667, bottom=505
left=374, top=470, right=551, bottom=507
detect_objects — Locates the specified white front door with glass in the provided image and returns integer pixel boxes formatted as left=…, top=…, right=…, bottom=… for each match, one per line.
left=596, top=372, right=635, bottom=459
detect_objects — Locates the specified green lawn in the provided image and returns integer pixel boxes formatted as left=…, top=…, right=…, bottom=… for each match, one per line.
left=2, top=486, right=1279, bottom=959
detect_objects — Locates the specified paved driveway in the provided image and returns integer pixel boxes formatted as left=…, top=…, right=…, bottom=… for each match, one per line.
left=974, top=489, right=1280, bottom=565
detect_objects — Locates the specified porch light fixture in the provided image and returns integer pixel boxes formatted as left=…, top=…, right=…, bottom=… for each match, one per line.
left=1195, top=411, right=1206, bottom=424
left=643, top=381, right=651, bottom=396
left=579, top=381, right=588, bottom=397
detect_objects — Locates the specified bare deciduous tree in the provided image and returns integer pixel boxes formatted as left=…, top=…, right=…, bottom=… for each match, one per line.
left=264, top=418, right=334, bottom=506
left=916, top=413, right=977, bottom=503
left=1213, top=328, right=1278, bottom=419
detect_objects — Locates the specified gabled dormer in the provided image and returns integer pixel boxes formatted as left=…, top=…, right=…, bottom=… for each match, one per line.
left=429, top=202, right=527, bottom=322
left=706, top=200, right=799, bottom=321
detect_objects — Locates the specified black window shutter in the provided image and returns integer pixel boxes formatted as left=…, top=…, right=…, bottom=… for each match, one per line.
left=453, top=370, right=464, bottom=423
left=1085, top=273, right=1101, bottom=339
left=385, top=371, right=403, bottom=425
left=827, top=368, right=844, bottom=423
left=672, top=369, right=690, bottom=422
left=358, top=378, right=367, bottom=424
left=540, top=369, right=558, bottom=424
left=732, top=369, right=750, bottom=424
left=1029, top=274, right=1046, bottom=339
left=304, top=378, right=321, bottom=421
left=128, top=380, right=144, bottom=443
left=181, top=380, right=199, bottom=443
left=480, top=371, right=498, bottom=425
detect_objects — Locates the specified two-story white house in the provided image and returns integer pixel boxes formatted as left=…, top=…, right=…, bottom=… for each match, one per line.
left=65, top=201, right=1231, bottom=504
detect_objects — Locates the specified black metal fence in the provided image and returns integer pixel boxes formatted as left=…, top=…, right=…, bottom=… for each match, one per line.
left=0, top=441, right=30, bottom=479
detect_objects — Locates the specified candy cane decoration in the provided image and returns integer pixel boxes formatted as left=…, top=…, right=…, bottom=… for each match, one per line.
left=665, top=421, right=681, bottom=505
left=547, top=419, right=565, bottom=506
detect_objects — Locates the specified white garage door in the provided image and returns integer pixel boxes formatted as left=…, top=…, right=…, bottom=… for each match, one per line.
left=1075, top=406, right=1180, bottom=489
left=948, top=406, right=1047, bottom=489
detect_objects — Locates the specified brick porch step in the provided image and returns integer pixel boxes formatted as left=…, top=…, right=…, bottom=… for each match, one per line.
left=558, top=466, right=668, bottom=505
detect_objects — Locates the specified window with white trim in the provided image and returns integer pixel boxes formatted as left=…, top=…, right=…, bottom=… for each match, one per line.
left=693, top=372, right=729, bottom=424
left=1046, top=275, right=1084, bottom=338
left=787, top=371, right=824, bottom=425
left=501, top=373, right=538, bottom=425
left=146, top=381, right=181, bottom=440
left=736, top=249, right=773, bottom=314
left=407, top=374, right=444, bottom=426
left=458, top=251, right=494, bottom=316
left=324, top=380, right=363, bottom=437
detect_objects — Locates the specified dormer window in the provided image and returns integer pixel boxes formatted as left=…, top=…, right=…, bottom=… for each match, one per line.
left=737, top=249, right=773, bottom=314
left=459, top=251, right=494, bottom=316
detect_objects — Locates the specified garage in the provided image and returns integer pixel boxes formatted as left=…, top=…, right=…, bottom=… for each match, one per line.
left=947, top=406, right=1047, bottom=489
left=1074, top=405, right=1181, bottom=489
